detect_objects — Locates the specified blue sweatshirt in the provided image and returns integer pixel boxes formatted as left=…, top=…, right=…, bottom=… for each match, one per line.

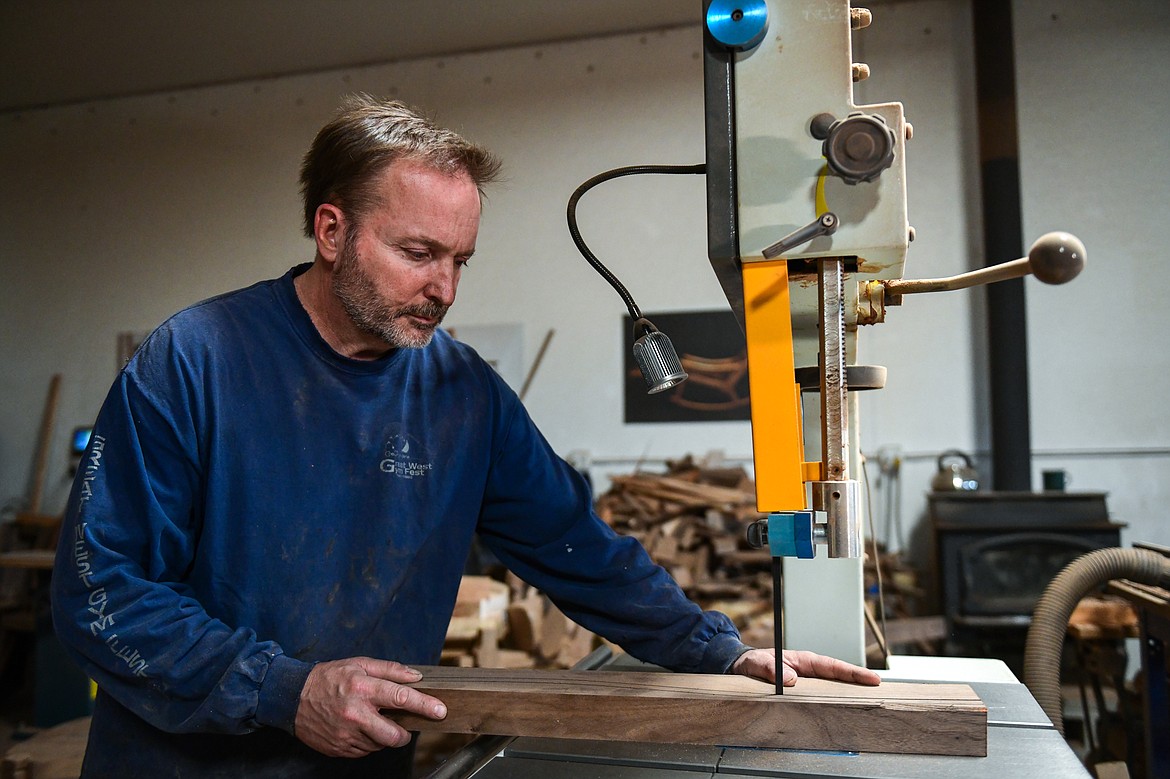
left=50, top=265, right=748, bottom=777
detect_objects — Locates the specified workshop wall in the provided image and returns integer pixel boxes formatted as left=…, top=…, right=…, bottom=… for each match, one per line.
left=1014, top=2, right=1170, bottom=545
left=1, top=1, right=1166, bottom=573
left=857, top=0, right=1170, bottom=557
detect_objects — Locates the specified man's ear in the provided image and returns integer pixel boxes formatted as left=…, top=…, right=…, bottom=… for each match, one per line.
left=313, top=204, right=345, bottom=263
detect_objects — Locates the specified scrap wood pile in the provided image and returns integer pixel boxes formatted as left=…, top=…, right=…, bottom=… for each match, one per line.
left=437, top=455, right=773, bottom=672
left=424, top=574, right=601, bottom=770
left=440, top=574, right=599, bottom=671
left=439, top=456, right=941, bottom=674
left=864, top=543, right=931, bottom=623
left=594, top=456, right=778, bottom=648
left=593, top=455, right=943, bottom=656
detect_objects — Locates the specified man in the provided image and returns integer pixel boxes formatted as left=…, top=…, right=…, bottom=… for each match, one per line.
left=52, top=95, right=878, bottom=778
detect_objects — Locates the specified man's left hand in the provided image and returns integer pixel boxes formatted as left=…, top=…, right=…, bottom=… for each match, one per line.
left=731, top=648, right=881, bottom=687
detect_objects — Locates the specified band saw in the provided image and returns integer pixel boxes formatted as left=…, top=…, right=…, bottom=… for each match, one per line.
left=437, top=1, right=1090, bottom=776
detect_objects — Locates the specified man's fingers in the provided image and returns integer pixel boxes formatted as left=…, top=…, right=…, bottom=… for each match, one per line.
left=743, top=648, right=796, bottom=686
left=358, top=714, right=416, bottom=750
left=373, top=680, right=448, bottom=720
left=732, top=648, right=777, bottom=684
left=352, top=656, right=425, bottom=684
left=362, top=681, right=445, bottom=751
left=732, top=648, right=881, bottom=688
left=295, top=657, right=435, bottom=757
left=779, top=656, right=798, bottom=686
left=340, top=729, right=389, bottom=755
left=783, top=650, right=881, bottom=686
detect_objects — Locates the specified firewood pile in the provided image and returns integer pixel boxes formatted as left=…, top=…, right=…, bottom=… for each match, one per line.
left=591, top=456, right=937, bottom=655
left=437, top=456, right=773, bottom=672
left=439, top=456, right=936, bottom=672
left=594, top=456, right=778, bottom=648
left=440, top=574, right=600, bottom=671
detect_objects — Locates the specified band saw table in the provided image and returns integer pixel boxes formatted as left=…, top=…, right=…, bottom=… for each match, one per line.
left=436, top=651, right=1089, bottom=779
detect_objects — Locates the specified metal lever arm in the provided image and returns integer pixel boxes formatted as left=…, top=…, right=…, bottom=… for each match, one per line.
left=885, top=231, right=1086, bottom=299
left=762, top=212, right=839, bottom=259
left=859, top=232, right=1086, bottom=325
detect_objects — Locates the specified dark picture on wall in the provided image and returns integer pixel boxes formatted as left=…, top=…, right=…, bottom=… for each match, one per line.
left=623, top=310, right=751, bottom=423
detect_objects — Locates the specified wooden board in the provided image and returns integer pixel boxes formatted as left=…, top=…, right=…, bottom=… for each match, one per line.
left=392, top=667, right=987, bottom=757
left=2, top=716, right=89, bottom=779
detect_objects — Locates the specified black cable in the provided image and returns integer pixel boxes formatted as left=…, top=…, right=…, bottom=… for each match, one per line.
left=566, top=164, right=706, bottom=327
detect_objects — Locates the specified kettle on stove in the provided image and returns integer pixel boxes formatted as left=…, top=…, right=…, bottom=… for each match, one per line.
left=932, top=450, right=980, bottom=491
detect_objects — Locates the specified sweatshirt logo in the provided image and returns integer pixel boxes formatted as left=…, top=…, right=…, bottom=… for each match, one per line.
left=379, top=433, right=433, bottom=479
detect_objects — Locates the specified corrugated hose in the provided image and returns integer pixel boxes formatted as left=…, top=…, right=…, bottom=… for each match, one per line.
left=1023, top=547, right=1170, bottom=735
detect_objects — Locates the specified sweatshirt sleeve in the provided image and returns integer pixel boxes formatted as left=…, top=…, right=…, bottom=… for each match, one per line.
left=50, top=336, right=313, bottom=736
left=475, top=396, right=750, bottom=675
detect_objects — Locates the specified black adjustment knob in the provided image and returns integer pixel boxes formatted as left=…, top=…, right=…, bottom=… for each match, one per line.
left=820, top=112, right=896, bottom=185
left=745, top=519, right=769, bottom=549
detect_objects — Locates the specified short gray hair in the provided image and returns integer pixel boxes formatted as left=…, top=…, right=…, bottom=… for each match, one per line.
left=299, top=94, right=501, bottom=236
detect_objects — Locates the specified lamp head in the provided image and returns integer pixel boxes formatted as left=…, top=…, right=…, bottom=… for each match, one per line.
left=632, top=318, right=688, bottom=394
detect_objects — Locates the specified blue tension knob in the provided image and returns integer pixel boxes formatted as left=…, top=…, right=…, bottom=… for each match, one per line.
left=706, top=0, right=770, bottom=51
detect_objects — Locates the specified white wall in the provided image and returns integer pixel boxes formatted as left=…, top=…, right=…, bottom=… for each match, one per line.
left=2, top=2, right=1167, bottom=569
left=1015, top=0, right=1170, bottom=545
left=853, top=0, right=1170, bottom=556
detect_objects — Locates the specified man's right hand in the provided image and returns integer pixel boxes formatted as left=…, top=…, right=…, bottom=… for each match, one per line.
left=294, top=657, right=447, bottom=758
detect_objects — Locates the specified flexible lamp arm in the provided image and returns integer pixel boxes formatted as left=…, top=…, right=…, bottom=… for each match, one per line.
left=566, top=163, right=706, bottom=393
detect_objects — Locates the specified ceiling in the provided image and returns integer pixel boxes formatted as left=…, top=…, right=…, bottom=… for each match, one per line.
left=0, top=1, right=702, bottom=113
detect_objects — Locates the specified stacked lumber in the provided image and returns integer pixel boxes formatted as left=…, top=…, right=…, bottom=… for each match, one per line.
left=440, top=575, right=598, bottom=671
left=440, top=456, right=766, bottom=671
left=444, top=458, right=946, bottom=673
left=594, top=457, right=777, bottom=646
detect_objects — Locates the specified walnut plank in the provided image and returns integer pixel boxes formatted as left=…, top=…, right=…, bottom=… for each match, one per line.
left=392, top=667, right=987, bottom=757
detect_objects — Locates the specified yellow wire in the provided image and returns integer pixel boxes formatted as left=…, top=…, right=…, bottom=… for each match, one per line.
left=815, top=163, right=830, bottom=217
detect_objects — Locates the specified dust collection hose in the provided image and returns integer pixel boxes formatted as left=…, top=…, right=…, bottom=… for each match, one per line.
left=1023, top=547, right=1170, bottom=735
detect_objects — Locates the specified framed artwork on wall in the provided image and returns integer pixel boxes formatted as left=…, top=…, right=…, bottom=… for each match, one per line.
left=623, top=310, right=750, bottom=423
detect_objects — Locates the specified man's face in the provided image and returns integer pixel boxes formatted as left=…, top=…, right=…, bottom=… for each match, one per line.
left=332, top=159, right=481, bottom=349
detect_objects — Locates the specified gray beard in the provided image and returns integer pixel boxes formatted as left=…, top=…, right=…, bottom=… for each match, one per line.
left=332, top=242, right=448, bottom=349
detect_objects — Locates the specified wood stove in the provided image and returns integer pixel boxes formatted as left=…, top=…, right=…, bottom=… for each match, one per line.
left=930, top=491, right=1124, bottom=669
